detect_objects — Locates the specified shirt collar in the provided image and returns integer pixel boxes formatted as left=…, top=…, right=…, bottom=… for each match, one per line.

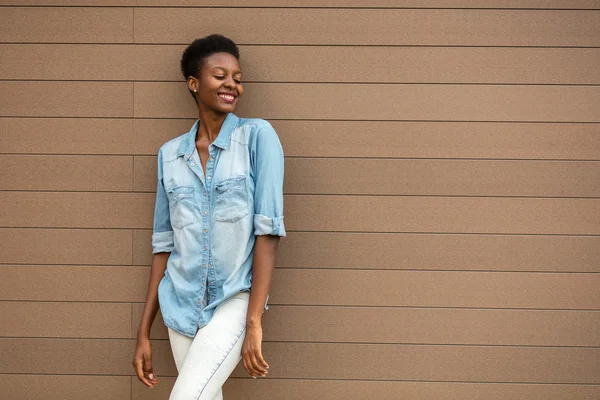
left=177, top=113, right=239, bottom=159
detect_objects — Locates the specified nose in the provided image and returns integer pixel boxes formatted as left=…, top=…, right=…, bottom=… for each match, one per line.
left=223, top=75, right=236, bottom=90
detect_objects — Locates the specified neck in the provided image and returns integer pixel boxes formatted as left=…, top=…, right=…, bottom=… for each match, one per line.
left=196, top=107, right=228, bottom=143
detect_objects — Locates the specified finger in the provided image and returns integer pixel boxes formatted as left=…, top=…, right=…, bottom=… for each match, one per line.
left=256, top=350, right=269, bottom=370
left=250, top=352, right=267, bottom=376
left=242, top=354, right=253, bottom=377
left=143, top=354, right=158, bottom=385
left=243, top=353, right=257, bottom=378
left=133, top=359, right=152, bottom=387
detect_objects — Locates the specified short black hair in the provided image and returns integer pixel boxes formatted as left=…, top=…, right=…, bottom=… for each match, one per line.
left=180, top=34, right=240, bottom=102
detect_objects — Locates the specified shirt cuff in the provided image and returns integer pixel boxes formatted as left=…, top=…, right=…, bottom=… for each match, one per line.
left=253, top=214, right=286, bottom=237
left=152, top=231, right=174, bottom=253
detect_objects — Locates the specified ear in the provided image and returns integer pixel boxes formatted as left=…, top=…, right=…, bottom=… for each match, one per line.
left=187, top=76, right=199, bottom=93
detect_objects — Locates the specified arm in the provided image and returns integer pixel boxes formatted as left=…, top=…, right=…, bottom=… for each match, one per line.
left=242, top=235, right=280, bottom=378
left=132, top=146, right=174, bottom=387
left=132, top=252, right=169, bottom=387
left=242, top=121, right=286, bottom=378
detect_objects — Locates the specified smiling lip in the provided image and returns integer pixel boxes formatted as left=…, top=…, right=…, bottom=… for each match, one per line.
left=218, top=92, right=237, bottom=103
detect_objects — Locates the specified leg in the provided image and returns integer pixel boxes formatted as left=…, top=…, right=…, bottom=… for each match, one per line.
left=168, top=327, right=224, bottom=400
left=167, top=327, right=193, bottom=372
left=169, top=291, right=250, bottom=400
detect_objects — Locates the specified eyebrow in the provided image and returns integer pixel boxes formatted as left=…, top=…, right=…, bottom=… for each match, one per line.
left=212, top=66, right=243, bottom=75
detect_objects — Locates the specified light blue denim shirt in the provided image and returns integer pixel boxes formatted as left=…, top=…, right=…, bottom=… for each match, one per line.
left=152, top=113, right=286, bottom=337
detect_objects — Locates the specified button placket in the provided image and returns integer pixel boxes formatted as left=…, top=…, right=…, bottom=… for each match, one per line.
left=203, top=146, right=216, bottom=305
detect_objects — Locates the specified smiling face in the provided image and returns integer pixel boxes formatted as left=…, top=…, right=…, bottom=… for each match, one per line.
left=188, top=52, right=244, bottom=115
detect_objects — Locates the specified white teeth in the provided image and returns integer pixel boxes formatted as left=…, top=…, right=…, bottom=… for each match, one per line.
left=219, top=94, right=235, bottom=101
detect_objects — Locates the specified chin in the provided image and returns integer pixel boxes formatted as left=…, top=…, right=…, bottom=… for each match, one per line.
left=217, top=103, right=237, bottom=114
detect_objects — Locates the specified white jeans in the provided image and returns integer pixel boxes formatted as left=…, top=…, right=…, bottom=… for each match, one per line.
left=167, top=291, right=250, bottom=400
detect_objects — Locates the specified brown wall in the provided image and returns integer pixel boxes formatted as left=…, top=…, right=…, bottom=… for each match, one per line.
left=1, top=1, right=599, bottom=399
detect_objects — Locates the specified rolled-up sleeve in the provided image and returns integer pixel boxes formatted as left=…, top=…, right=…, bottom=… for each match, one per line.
left=152, top=147, right=174, bottom=253
left=251, top=121, right=286, bottom=237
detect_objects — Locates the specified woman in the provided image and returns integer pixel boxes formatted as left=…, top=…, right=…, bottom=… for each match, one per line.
left=132, top=34, right=286, bottom=400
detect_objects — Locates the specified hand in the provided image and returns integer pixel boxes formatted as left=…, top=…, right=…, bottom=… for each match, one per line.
left=132, top=336, right=158, bottom=387
left=242, top=324, right=269, bottom=378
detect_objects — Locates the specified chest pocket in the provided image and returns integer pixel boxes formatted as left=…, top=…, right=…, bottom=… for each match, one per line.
left=214, top=176, right=249, bottom=223
left=167, top=186, right=196, bottom=229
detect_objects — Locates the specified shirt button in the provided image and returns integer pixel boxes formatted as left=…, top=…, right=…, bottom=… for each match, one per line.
left=207, top=176, right=211, bottom=179
left=190, top=162, right=195, bottom=166
left=204, top=211, right=208, bottom=215
left=209, top=157, right=214, bottom=161
left=201, top=264, right=206, bottom=269
left=204, top=229, right=208, bottom=233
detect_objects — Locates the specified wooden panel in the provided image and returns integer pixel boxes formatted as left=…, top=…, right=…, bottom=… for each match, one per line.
left=0, top=155, right=133, bottom=191
left=264, top=307, right=600, bottom=346
left=137, top=0, right=600, bottom=8
left=134, top=8, right=600, bottom=46
left=133, top=155, right=155, bottom=192
left=0, top=1, right=133, bottom=5
left=2, top=0, right=599, bottom=8
left=0, top=82, right=133, bottom=118
left=285, top=196, right=600, bottom=234
left=271, top=121, right=600, bottom=159
left=2, top=192, right=599, bottom=234
left=0, top=7, right=133, bottom=43
left=1, top=375, right=130, bottom=400
left=132, top=230, right=600, bottom=272
left=0, top=266, right=148, bottom=302
left=0, top=228, right=132, bottom=265
left=0, top=301, right=131, bottom=338
left=132, top=229, right=152, bottom=265
left=0, top=44, right=136, bottom=81
left=134, top=156, right=600, bottom=197
left=0, top=192, right=154, bottom=229
left=5, top=44, right=600, bottom=85
left=133, top=303, right=600, bottom=346
left=135, top=378, right=600, bottom=400
left=3, top=118, right=599, bottom=160
left=2, top=338, right=599, bottom=383
left=3, top=265, right=599, bottom=309
left=285, top=159, right=600, bottom=197
left=135, top=82, right=600, bottom=122
left=240, top=46, right=600, bottom=84
left=277, top=233, right=600, bottom=272
left=0, top=338, right=143, bottom=375
left=0, top=118, right=141, bottom=155
left=269, top=269, right=600, bottom=309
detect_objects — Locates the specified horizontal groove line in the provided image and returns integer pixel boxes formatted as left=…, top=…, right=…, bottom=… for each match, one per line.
left=0, top=372, right=599, bottom=386
left=3, top=79, right=600, bottom=86
left=1, top=337, right=598, bottom=349
left=2, top=300, right=600, bottom=309
left=2, top=43, right=600, bottom=50
left=2, top=116, right=599, bottom=123
left=0, top=300, right=597, bottom=311
left=0, top=228, right=598, bottom=236
left=2, top=263, right=599, bottom=274
left=2, top=116, right=600, bottom=123
left=1, top=42, right=599, bottom=49
left=3, top=43, right=600, bottom=50
left=3, top=154, right=600, bottom=162
left=2, top=190, right=600, bottom=199
left=2, top=5, right=600, bottom=10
